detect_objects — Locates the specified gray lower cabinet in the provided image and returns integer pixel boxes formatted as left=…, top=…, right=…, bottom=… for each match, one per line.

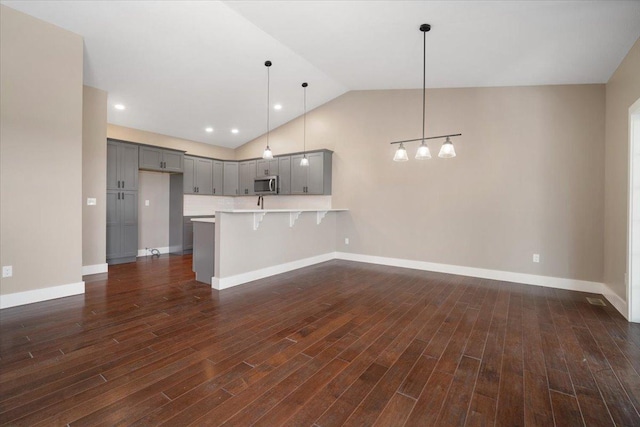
left=278, top=156, right=291, bottom=194
left=107, top=140, right=138, bottom=191
left=183, top=156, right=213, bottom=195
left=238, top=160, right=257, bottom=195
left=290, top=151, right=332, bottom=195
left=139, top=146, right=184, bottom=173
left=106, top=190, right=138, bottom=264
left=183, top=217, right=194, bottom=252
left=223, top=162, right=239, bottom=196
left=212, top=161, right=223, bottom=195
left=256, top=159, right=279, bottom=177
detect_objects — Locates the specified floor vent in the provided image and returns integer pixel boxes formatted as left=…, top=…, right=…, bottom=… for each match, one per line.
left=586, top=297, right=606, bottom=306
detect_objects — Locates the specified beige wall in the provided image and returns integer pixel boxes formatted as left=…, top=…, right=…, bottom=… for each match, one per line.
left=0, top=6, right=84, bottom=295
left=138, top=171, right=170, bottom=252
left=237, top=85, right=606, bottom=283
left=605, top=37, right=640, bottom=300
left=108, top=124, right=236, bottom=160
left=83, top=85, right=107, bottom=269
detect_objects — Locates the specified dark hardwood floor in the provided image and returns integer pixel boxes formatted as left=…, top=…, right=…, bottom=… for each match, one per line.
left=1, top=255, right=639, bottom=426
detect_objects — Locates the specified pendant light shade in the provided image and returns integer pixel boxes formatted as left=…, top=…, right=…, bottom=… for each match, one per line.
left=263, top=60, right=274, bottom=159
left=300, top=82, right=309, bottom=167
left=438, top=137, right=456, bottom=158
left=393, top=143, right=409, bottom=162
left=389, top=24, right=462, bottom=160
left=415, top=141, right=432, bottom=159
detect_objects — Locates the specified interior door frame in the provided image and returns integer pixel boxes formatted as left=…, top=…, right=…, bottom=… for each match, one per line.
left=627, top=96, right=640, bottom=323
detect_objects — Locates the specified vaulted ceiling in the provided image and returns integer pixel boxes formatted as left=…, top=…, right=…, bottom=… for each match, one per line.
left=3, top=1, right=640, bottom=148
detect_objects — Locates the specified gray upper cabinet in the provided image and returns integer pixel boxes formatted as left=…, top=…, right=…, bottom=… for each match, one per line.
left=139, top=146, right=184, bottom=173
left=212, top=161, right=224, bottom=195
left=183, top=156, right=213, bottom=195
left=278, top=156, right=291, bottom=195
left=107, top=140, right=138, bottom=191
left=256, top=159, right=279, bottom=177
left=290, top=151, right=332, bottom=195
left=223, top=162, right=239, bottom=196
left=238, top=160, right=257, bottom=196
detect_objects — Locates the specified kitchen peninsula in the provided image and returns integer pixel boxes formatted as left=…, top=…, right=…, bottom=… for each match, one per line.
left=193, top=209, right=347, bottom=290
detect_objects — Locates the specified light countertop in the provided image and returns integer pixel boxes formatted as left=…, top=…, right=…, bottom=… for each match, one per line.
left=191, top=217, right=216, bottom=223
left=215, top=208, right=348, bottom=214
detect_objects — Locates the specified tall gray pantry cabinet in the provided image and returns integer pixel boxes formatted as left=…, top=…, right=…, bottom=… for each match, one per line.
left=106, top=140, right=139, bottom=265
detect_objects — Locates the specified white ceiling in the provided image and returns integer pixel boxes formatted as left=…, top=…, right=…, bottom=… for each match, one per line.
left=3, top=1, right=640, bottom=148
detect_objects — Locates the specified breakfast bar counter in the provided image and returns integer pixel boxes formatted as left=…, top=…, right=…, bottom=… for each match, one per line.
left=193, top=209, right=347, bottom=290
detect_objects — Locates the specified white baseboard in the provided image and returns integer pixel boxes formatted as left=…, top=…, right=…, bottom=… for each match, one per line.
left=212, top=253, right=336, bottom=290
left=335, top=252, right=631, bottom=319
left=335, top=252, right=604, bottom=293
left=0, top=281, right=85, bottom=309
left=82, top=263, right=108, bottom=276
left=137, top=246, right=170, bottom=257
left=601, top=285, right=629, bottom=320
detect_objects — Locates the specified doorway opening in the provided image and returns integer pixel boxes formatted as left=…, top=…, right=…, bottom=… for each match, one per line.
left=627, top=97, right=640, bottom=323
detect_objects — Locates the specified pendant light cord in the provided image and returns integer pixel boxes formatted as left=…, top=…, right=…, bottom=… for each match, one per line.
left=422, top=27, right=426, bottom=142
left=266, top=65, right=270, bottom=147
left=303, top=85, right=307, bottom=154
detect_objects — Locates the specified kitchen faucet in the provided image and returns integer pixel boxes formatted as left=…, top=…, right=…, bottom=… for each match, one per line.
left=257, top=195, right=264, bottom=210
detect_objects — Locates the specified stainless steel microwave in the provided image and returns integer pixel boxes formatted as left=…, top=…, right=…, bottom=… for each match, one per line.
left=254, top=176, right=279, bottom=195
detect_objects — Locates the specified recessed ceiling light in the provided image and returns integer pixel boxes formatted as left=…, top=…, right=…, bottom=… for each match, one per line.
left=114, top=104, right=126, bottom=110
left=205, top=127, right=214, bottom=133
left=231, top=129, right=239, bottom=134
left=274, top=104, right=282, bottom=110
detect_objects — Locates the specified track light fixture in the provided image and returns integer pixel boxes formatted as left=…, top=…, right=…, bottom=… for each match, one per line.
left=391, top=23, right=462, bottom=161
left=263, top=60, right=274, bottom=159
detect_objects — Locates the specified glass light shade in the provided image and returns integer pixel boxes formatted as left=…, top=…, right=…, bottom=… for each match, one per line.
left=415, top=142, right=432, bottom=160
left=438, top=138, right=456, bottom=158
left=300, top=155, right=309, bottom=166
left=393, top=144, right=409, bottom=162
left=262, top=145, right=273, bottom=159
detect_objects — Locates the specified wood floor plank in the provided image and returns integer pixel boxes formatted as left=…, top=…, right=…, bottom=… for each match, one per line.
left=0, top=256, right=637, bottom=426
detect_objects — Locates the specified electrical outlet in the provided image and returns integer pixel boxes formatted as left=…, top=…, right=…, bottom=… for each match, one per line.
left=87, top=198, right=97, bottom=206
left=345, top=237, right=349, bottom=245
left=533, top=253, right=540, bottom=263
left=2, top=266, right=12, bottom=278
left=145, top=200, right=150, bottom=206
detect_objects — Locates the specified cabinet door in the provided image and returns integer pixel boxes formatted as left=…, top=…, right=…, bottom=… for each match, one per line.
left=223, top=162, right=239, bottom=196
left=269, top=159, right=279, bottom=176
left=256, top=159, right=270, bottom=177
left=119, top=143, right=139, bottom=191
left=120, top=191, right=138, bottom=258
left=107, top=142, right=119, bottom=190
left=306, top=152, right=325, bottom=194
left=290, top=154, right=307, bottom=194
left=212, top=161, right=224, bottom=195
left=278, top=156, right=291, bottom=195
left=195, top=158, right=213, bottom=195
left=183, top=156, right=196, bottom=194
left=183, top=220, right=194, bottom=251
left=239, top=161, right=256, bottom=195
left=106, top=190, right=121, bottom=258
left=139, top=146, right=163, bottom=171
left=162, top=150, right=184, bottom=173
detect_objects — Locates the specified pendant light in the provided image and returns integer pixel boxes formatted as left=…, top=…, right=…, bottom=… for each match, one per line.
left=438, top=136, right=456, bottom=158
left=300, top=82, right=309, bottom=167
left=262, top=60, right=274, bottom=159
left=391, top=24, right=461, bottom=160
